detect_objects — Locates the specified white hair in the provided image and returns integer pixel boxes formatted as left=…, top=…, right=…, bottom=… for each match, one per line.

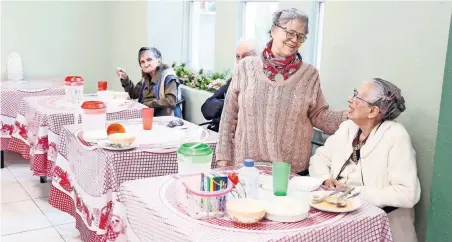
left=367, top=78, right=406, bottom=120
left=236, top=38, right=258, bottom=55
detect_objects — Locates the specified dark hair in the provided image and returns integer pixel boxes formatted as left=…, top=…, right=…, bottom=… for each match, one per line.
left=369, top=78, right=406, bottom=120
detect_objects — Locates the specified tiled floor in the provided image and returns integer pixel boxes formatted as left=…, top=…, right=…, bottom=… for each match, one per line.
left=1, top=151, right=82, bottom=241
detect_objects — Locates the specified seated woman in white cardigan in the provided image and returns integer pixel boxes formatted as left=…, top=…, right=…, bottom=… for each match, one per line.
left=309, top=78, right=420, bottom=242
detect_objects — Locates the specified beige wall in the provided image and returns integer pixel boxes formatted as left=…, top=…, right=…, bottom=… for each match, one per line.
left=1, top=1, right=112, bottom=93
left=320, top=2, right=452, bottom=241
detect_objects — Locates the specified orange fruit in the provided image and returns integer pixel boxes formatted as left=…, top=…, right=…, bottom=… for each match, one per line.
left=107, top=123, right=126, bottom=136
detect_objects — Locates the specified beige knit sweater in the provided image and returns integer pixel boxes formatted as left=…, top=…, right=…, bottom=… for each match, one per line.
left=216, top=57, right=348, bottom=173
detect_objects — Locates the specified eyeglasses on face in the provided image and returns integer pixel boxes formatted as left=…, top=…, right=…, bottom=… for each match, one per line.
left=353, top=89, right=373, bottom=105
left=276, top=25, right=307, bottom=43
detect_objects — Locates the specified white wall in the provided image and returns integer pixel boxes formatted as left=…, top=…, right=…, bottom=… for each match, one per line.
left=108, top=1, right=148, bottom=92
left=1, top=1, right=112, bottom=93
left=319, top=2, right=452, bottom=241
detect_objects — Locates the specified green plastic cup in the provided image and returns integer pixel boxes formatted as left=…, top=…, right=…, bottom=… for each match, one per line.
left=272, top=162, right=291, bottom=196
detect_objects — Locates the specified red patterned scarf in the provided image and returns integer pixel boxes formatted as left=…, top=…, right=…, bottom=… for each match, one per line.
left=261, top=41, right=302, bottom=82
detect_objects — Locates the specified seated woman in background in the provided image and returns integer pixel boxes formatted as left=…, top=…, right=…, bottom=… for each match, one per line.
left=309, top=78, right=420, bottom=242
left=201, top=39, right=257, bottom=132
left=116, top=47, right=182, bottom=117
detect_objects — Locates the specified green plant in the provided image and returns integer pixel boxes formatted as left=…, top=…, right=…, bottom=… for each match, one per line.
left=172, top=62, right=231, bottom=93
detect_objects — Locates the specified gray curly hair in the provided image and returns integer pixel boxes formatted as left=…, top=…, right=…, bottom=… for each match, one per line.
left=270, top=8, right=310, bottom=36
left=367, top=78, right=406, bottom=120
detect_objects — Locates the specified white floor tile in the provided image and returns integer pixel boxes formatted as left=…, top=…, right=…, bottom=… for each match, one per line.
left=55, top=223, right=83, bottom=242
left=7, top=163, right=33, bottom=179
left=0, top=180, right=30, bottom=203
left=1, top=227, right=64, bottom=242
left=16, top=176, right=50, bottom=199
left=34, top=197, right=75, bottom=226
left=0, top=168, right=15, bottom=181
left=1, top=200, right=52, bottom=235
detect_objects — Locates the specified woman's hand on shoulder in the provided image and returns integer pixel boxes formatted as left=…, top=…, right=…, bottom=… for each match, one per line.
left=216, top=160, right=230, bottom=167
left=116, top=67, right=128, bottom=80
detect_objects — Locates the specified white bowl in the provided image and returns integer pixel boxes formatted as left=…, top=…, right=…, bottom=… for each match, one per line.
left=97, top=90, right=114, bottom=103
left=265, top=196, right=309, bottom=222
left=226, top=198, right=267, bottom=224
left=114, top=91, right=130, bottom=100
left=289, top=176, right=323, bottom=192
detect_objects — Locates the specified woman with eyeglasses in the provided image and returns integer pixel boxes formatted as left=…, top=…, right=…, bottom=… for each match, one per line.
left=216, top=8, right=347, bottom=174
left=309, top=78, right=420, bottom=242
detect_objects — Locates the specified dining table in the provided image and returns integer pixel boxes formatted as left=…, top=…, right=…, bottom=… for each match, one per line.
left=6, top=94, right=146, bottom=182
left=48, top=116, right=219, bottom=242
left=119, top=165, right=394, bottom=242
left=0, top=78, right=65, bottom=169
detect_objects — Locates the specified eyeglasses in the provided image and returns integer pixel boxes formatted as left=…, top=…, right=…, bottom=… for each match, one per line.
left=353, top=89, right=373, bottom=105
left=276, top=25, right=307, bottom=43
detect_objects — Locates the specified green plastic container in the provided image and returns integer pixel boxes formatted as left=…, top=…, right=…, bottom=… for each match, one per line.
left=177, top=143, right=213, bottom=174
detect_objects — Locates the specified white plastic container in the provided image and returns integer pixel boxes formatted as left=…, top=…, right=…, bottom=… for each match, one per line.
left=177, top=143, right=213, bottom=175
left=65, top=76, right=84, bottom=105
left=81, top=101, right=107, bottom=142
left=238, top=159, right=260, bottom=199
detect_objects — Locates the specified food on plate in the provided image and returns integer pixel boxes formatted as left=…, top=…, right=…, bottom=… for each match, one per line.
left=226, top=198, right=266, bottom=224
left=107, top=123, right=126, bottom=135
left=108, top=133, right=135, bottom=146
left=312, top=195, right=353, bottom=210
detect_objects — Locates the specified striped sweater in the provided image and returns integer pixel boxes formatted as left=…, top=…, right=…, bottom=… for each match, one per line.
left=216, top=57, right=348, bottom=173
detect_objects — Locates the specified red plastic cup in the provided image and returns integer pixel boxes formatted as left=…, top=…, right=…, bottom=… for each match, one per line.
left=98, top=81, right=108, bottom=91
left=142, top=108, right=154, bottom=130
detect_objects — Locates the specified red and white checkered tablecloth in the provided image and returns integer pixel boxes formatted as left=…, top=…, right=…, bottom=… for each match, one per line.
left=48, top=117, right=219, bottom=242
left=119, top=170, right=393, bottom=242
left=7, top=95, right=145, bottom=177
left=0, top=79, right=65, bottom=151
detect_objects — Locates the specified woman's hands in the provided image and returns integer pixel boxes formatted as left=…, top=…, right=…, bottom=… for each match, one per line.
left=323, top=179, right=347, bottom=189
left=116, top=67, right=128, bottom=80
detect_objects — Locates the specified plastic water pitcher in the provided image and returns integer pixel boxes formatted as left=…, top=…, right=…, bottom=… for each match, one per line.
left=81, top=101, right=107, bottom=141
left=177, top=143, right=213, bottom=174
left=65, top=76, right=84, bottom=105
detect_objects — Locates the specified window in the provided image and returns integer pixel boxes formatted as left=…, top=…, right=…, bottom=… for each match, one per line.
left=242, top=1, right=279, bottom=48
left=314, top=1, right=325, bottom=69
left=188, top=0, right=216, bottom=71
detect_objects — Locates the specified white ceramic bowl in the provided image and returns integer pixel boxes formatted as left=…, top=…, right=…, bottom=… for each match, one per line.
left=289, top=176, right=323, bottom=192
left=265, top=196, right=309, bottom=222
left=114, top=91, right=130, bottom=100
left=226, top=198, right=267, bottom=224
left=97, top=90, right=114, bottom=103
left=108, top=133, right=135, bottom=146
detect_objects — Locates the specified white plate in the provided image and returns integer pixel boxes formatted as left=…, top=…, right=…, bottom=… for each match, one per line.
left=309, top=191, right=362, bottom=213
left=289, top=176, right=323, bottom=192
left=83, top=130, right=108, bottom=143
left=264, top=196, right=309, bottom=222
left=98, top=140, right=137, bottom=151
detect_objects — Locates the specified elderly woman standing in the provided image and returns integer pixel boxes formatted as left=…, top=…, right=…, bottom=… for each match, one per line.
left=309, top=78, right=420, bottom=242
left=216, top=8, right=347, bottom=173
